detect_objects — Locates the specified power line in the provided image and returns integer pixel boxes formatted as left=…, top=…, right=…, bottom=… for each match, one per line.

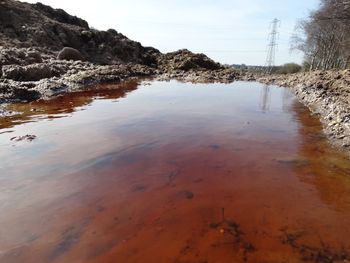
left=194, top=50, right=266, bottom=53
left=265, top=18, right=280, bottom=74
left=138, top=36, right=292, bottom=43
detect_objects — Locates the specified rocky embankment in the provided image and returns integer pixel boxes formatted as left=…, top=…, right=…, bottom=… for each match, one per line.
left=0, top=0, right=238, bottom=105
left=0, top=48, right=156, bottom=102
left=254, top=70, right=350, bottom=150
left=2, top=1, right=350, bottom=152
left=0, top=47, right=239, bottom=103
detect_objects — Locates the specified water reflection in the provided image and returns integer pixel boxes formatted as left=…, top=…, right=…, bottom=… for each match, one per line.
left=259, top=85, right=271, bottom=113
left=281, top=87, right=293, bottom=112
left=259, top=84, right=293, bottom=114
left=0, top=80, right=139, bottom=129
left=0, top=80, right=349, bottom=263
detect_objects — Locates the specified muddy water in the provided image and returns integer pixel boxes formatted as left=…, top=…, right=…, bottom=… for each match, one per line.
left=0, top=80, right=350, bottom=263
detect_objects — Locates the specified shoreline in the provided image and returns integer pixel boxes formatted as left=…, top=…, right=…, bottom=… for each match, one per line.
left=0, top=68, right=350, bottom=155
left=2, top=70, right=350, bottom=154
left=0, top=47, right=239, bottom=105
left=1, top=0, right=349, bottom=153
left=252, top=70, right=350, bottom=152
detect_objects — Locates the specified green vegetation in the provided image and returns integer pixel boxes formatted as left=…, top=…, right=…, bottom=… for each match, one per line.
left=273, top=63, right=302, bottom=74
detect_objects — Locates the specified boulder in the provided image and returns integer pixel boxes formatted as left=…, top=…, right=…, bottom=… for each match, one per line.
left=57, top=47, right=84, bottom=61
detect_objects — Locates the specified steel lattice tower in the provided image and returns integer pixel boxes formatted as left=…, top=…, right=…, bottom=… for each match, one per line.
left=265, top=18, right=280, bottom=74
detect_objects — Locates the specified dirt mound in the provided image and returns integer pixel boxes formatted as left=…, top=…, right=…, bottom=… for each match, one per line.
left=0, top=0, right=239, bottom=105
left=155, top=49, right=238, bottom=83
left=159, top=49, right=222, bottom=71
left=0, top=1, right=228, bottom=72
left=0, top=0, right=160, bottom=65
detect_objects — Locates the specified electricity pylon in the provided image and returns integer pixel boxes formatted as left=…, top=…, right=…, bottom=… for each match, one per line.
left=265, top=18, right=280, bottom=74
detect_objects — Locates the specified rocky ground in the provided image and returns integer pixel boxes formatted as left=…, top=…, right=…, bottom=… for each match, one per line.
left=252, top=70, right=350, bottom=151
left=0, top=47, right=239, bottom=103
left=0, top=0, right=239, bottom=104
left=1, top=0, right=350, bottom=152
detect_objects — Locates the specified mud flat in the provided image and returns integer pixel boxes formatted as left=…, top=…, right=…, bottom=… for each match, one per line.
left=253, top=70, right=350, bottom=152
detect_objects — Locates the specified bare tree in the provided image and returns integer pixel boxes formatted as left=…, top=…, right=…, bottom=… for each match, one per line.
left=292, top=0, right=350, bottom=70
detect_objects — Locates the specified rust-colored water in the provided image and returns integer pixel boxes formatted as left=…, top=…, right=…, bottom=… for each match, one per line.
left=0, top=80, right=350, bottom=263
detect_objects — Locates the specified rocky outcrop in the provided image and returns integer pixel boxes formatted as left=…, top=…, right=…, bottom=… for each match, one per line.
left=0, top=45, right=239, bottom=104
left=255, top=70, right=350, bottom=150
left=0, top=0, right=239, bottom=104
left=2, top=63, right=65, bottom=81
left=0, top=60, right=157, bottom=103
left=0, top=0, right=160, bottom=65
left=0, top=81, right=41, bottom=102
left=0, top=47, right=44, bottom=67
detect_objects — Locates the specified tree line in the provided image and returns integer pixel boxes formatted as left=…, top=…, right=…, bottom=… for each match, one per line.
left=292, top=0, right=350, bottom=70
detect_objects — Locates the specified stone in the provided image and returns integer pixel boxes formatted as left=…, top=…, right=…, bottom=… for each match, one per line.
left=26, top=51, right=42, bottom=63
left=57, top=47, right=84, bottom=61
left=2, top=63, right=64, bottom=81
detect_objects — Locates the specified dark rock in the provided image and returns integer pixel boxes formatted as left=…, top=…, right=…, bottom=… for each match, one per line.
left=12, top=88, right=41, bottom=101
left=57, top=47, right=84, bottom=61
left=26, top=51, right=42, bottom=63
left=2, top=63, right=65, bottom=81
left=10, top=134, right=37, bottom=142
left=0, top=47, right=26, bottom=66
left=33, top=2, right=89, bottom=29
left=0, top=0, right=161, bottom=65
left=106, top=29, right=118, bottom=35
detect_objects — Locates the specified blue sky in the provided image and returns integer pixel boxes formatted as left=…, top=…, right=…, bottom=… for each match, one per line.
left=24, top=0, right=319, bottom=65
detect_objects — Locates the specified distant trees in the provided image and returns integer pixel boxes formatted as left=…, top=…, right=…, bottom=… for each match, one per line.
left=274, top=63, right=302, bottom=74
left=292, top=0, right=350, bottom=70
